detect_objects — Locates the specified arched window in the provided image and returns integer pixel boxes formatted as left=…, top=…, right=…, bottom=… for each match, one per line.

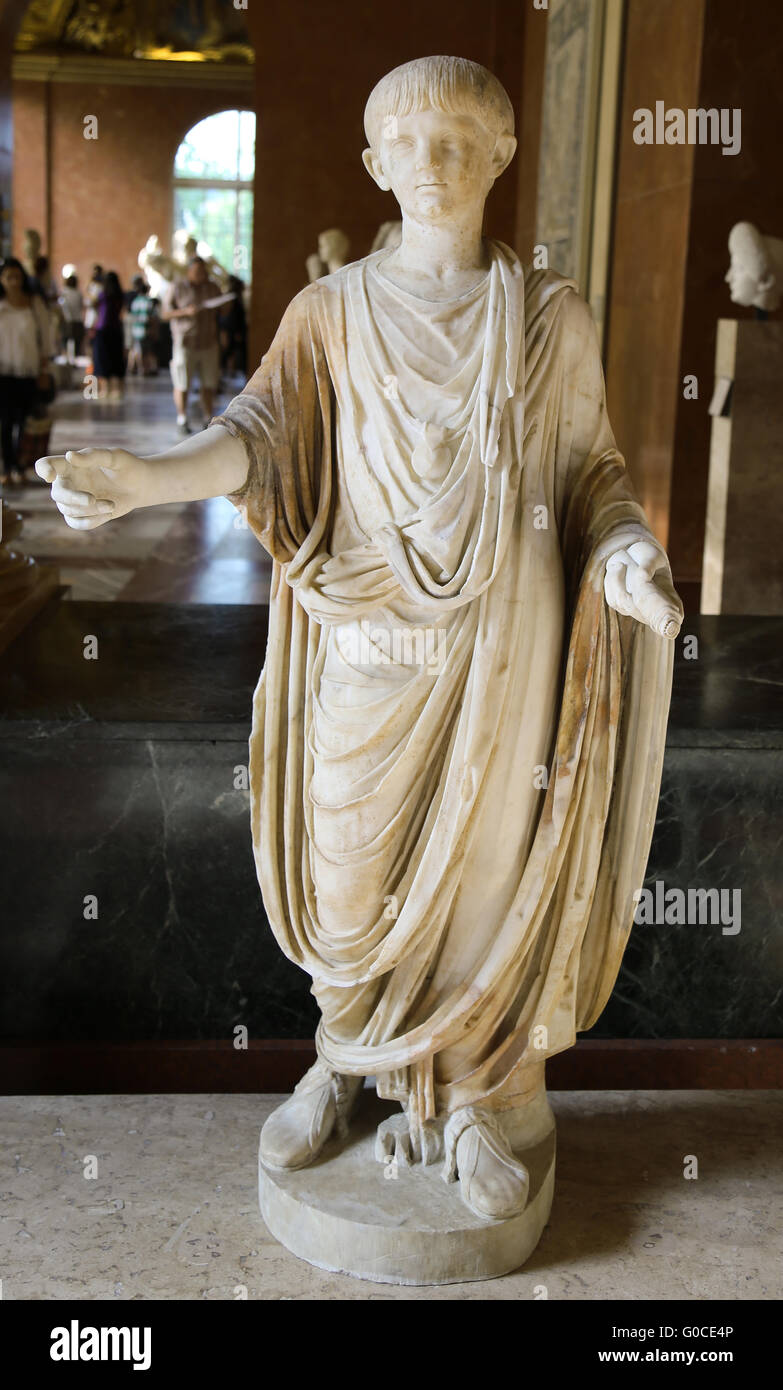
left=173, top=110, right=255, bottom=280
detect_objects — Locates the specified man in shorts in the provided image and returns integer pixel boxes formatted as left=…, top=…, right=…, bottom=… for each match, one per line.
left=162, top=255, right=221, bottom=434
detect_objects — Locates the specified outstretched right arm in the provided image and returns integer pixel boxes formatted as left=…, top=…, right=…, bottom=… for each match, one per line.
left=36, top=424, right=250, bottom=531
left=38, top=282, right=327, bottom=558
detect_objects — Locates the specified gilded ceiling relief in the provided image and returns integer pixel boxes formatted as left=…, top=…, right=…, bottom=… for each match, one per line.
left=15, top=0, right=253, bottom=63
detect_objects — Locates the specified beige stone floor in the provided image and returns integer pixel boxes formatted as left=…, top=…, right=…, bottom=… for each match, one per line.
left=1, top=1091, right=780, bottom=1300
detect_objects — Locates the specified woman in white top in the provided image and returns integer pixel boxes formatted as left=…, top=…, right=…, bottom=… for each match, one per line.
left=0, top=256, right=53, bottom=484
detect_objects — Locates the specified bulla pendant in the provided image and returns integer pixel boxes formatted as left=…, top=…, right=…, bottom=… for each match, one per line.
left=411, top=421, right=451, bottom=480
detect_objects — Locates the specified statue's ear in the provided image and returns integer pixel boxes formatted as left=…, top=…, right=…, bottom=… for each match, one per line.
left=491, top=134, right=517, bottom=182
left=362, top=147, right=391, bottom=191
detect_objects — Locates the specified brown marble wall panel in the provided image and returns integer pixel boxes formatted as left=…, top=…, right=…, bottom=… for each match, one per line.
left=514, top=3, right=548, bottom=263
left=604, top=0, right=705, bottom=548
left=246, top=0, right=527, bottom=362
left=667, top=0, right=783, bottom=583
left=607, top=178, right=698, bottom=540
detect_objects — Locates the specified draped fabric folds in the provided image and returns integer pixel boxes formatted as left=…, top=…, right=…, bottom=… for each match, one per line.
left=217, top=243, right=673, bottom=1124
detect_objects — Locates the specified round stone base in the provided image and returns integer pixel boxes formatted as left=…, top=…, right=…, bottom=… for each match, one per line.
left=258, top=1091, right=556, bottom=1286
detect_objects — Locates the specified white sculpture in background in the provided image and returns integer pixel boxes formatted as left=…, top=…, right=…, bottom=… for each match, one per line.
left=22, top=227, right=41, bottom=279
left=137, top=235, right=178, bottom=299
left=138, top=231, right=229, bottom=300
left=38, top=56, right=682, bottom=1284
left=371, top=219, right=403, bottom=252
left=306, top=227, right=351, bottom=282
left=172, top=230, right=230, bottom=290
left=726, top=222, right=783, bottom=313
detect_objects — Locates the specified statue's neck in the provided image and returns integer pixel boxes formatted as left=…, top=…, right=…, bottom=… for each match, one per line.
left=377, top=213, right=491, bottom=301
left=397, top=212, right=487, bottom=276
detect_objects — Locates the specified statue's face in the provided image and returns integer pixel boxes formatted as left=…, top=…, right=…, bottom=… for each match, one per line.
left=376, top=108, right=498, bottom=223
left=725, top=252, right=759, bottom=306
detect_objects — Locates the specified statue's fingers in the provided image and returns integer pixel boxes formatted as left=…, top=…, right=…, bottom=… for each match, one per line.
left=627, top=539, right=666, bottom=577
left=35, top=457, right=61, bottom=483
left=604, top=568, right=635, bottom=617
left=65, top=447, right=121, bottom=475
left=63, top=513, right=108, bottom=531
left=52, top=479, right=96, bottom=509
left=619, top=555, right=659, bottom=598
left=57, top=499, right=115, bottom=520
left=606, top=548, right=634, bottom=572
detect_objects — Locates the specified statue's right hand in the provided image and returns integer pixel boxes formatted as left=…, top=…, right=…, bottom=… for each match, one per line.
left=35, top=448, right=148, bottom=530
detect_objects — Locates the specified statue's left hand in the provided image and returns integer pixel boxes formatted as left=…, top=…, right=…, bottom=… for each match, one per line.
left=604, top=540, right=683, bottom=639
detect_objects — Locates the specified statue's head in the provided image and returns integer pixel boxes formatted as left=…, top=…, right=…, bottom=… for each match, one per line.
left=187, top=255, right=208, bottom=287
left=23, top=227, right=41, bottom=257
left=726, top=222, right=782, bottom=312
left=362, top=56, right=516, bottom=225
left=318, top=228, right=350, bottom=264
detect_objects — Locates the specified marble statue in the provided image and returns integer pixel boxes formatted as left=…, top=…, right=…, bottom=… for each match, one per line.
left=138, top=231, right=229, bottom=301
left=305, top=251, right=325, bottom=284
left=137, top=235, right=178, bottom=301
left=37, top=56, right=682, bottom=1283
left=371, top=219, right=403, bottom=253
left=307, top=227, right=351, bottom=281
left=22, top=227, right=41, bottom=279
left=172, top=230, right=229, bottom=290
left=726, top=222, right=783, bottom=314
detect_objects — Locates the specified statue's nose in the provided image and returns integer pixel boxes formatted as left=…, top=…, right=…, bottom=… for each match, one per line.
left=416, top=143, right=440, bottom=170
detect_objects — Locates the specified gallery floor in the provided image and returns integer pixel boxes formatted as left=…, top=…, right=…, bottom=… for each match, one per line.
left=1, top=1090, right=779, bottom=1300
left=5, top=372, right=272, bottom=605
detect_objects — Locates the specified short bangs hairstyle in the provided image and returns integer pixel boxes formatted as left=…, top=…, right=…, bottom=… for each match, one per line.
left=364, top=56, right=515, bottom=151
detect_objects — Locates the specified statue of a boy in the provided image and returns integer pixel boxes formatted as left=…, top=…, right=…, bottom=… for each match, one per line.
left=39, top=57, right=681, bottom=1237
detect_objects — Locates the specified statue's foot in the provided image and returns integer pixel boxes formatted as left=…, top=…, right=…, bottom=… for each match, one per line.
left=259, top=1059, right=362, bottom=1172
left=443, top=1105, right=530, bottom=1222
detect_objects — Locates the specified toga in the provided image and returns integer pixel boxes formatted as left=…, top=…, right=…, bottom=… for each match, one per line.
left=216, top=241, right=673, bottom=1127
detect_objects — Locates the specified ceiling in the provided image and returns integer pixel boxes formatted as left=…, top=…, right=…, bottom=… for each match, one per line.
left=15, top=0, right=253, bottom=64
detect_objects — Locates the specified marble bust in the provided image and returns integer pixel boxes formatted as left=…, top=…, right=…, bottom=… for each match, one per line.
left=726, top=221, right=783, bottom=313
left=38, top=55, right=681, bottom=1282
left=306, top=227, right=351, bottom=282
